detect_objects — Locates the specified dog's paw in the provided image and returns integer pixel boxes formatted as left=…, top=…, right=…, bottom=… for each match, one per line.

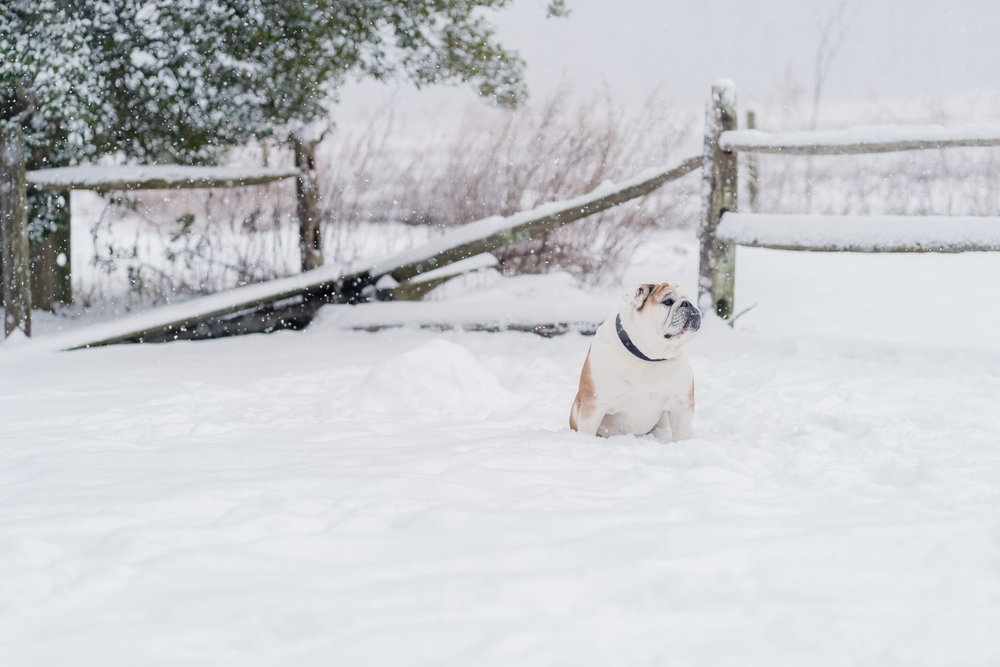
left=650, top=426, right=674, bottom=443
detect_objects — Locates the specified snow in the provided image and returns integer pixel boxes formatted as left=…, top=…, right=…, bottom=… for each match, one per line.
left=25, top=165, right=301, bottom=190
left=407, top=252, right=498, bottom=283
left=31, top=262, right=345, bottom=351
left=717, top=212, right=1000, bottom=252
left=321, top=270, right=614, bottom=332
left=720, top=123, right=1000, bottom=153
left=712, top=78, right=736, bottom=110
left=4, top=230, right=1000, bottom=664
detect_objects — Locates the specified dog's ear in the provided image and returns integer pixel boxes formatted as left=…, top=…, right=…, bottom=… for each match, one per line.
left=626, top=284, right=655, bottom=310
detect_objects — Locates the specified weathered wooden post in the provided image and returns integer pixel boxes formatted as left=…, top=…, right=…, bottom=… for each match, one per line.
left=292, top=137, right=323, bottom=272
left=1, top=124, right=32, bottom=337
left=698, top=79, right=738, bottom=319
left=746, top=110, right=759, bottom=212
left=30, top=190, right=73, bottom=309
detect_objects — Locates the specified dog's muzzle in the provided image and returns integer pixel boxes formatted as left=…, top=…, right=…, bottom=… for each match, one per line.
left=683, top=301, right=702, bottom=331
left=665, top=301, right=701, bottom=338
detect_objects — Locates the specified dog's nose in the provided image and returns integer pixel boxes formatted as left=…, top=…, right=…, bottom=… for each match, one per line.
left=681, top=300, right=694, bottom=310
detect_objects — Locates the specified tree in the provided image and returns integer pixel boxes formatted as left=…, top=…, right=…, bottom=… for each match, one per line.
left=1, top=0, right=566, bottom=306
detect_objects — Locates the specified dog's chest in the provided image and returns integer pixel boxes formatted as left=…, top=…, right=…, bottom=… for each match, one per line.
left=593, top=367, right=684, bottom=437
left=591, top=349, right=688, bottom=407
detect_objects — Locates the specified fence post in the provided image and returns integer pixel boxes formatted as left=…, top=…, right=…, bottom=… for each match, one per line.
left=746, top=110, right=759, bottom=212
left=293, top=138, right=323, bottom=272
left=30, top=189, right=73, bottom=310
left=698, top=79, right=738, bottom=319
left=1, top=124, right=32, bottom=337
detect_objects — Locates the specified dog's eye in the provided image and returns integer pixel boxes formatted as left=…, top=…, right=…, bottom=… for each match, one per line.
left=663, top=298, right=675, bottom=307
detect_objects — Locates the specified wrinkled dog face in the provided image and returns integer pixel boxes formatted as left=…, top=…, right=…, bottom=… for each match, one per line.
left=632, top=283, right=702, bottom=340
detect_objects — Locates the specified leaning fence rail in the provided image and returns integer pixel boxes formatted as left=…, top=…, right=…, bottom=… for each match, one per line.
left=698, top=78, right=1000, bottom=319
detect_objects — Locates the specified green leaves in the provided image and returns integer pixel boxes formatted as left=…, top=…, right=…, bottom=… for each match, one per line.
left=546, top=0, right=571, bottom=19
left=2, top=0, right=535, bottom=168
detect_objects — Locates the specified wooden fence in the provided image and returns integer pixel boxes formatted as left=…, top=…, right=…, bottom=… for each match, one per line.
left=1, top=125, right=32, bottom=337
left=0, top=130, right=316, bottom=338
left=3, top=134, right=699, bottom=346
left=48, top=156, right=701, bottom=350
left=12, top=78, right=1000, bottom=345
left=699, top=79, right=1000, bottom=319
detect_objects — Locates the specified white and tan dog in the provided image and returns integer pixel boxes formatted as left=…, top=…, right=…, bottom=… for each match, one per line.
left=570, top=282, right=702, bottom=440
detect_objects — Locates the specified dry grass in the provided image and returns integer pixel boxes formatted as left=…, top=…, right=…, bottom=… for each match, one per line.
left=81, top=181, right=298, bottom=306
left=317, top=91, right=698, bottom=285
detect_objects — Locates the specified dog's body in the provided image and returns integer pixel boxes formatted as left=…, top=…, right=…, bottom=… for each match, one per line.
left=570, top=282, right=701, bottom=440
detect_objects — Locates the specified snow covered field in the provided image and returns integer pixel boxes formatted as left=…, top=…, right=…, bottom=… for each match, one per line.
left=3, top=231, right=1000, bottom=665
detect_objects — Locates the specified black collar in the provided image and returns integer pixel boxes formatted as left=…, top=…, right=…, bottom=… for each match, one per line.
left=615, top=314, right=667, bottom=362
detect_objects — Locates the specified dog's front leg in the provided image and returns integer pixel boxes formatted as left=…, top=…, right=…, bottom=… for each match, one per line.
left=663, top=401, right=694, bottom=441
left=570, top=400, right=607, bottom=436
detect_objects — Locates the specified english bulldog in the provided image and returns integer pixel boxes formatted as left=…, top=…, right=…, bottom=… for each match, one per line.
left=570, top=282, right=702, bottom=440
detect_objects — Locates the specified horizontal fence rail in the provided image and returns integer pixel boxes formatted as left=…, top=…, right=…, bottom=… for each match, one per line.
left=26, top=165, right=302, bottom=192
left=719, top=123, right=1000, bottom=155
left=717, top=213, right=1000, bottom=253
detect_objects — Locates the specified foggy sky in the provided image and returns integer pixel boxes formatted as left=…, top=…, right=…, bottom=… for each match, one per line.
left=338, top=0, right=1000, bottom=121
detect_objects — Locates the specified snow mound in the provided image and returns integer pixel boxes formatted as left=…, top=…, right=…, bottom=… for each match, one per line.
left=0, top=328, right=29, bottom=350
left=357, top=339, right=514, bottom=418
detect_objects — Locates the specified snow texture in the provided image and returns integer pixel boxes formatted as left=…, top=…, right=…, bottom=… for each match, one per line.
left=320, top=270, right=613, bottom=331
left=4, top=230, right=1000, bottom=665
left=720, top=123, right=1000, bottom=153
left=25, top=165, right=301, bottom=189
left=717, top=212, right=1000, bottom=251
left=712, top=78, right=737, bottom=110
left=407, top=252, right=498, bottom=283
left=30, top=263, right=345, bottom=352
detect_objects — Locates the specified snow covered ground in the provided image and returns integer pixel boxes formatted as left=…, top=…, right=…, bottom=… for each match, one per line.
left=3, top=230, right=1000, bottom=665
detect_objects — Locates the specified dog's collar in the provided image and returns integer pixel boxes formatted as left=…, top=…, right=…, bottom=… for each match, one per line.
left=615, top=314, right=667, bottom=362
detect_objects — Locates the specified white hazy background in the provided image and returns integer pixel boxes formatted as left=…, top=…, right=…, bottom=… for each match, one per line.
left=337, top=0, right=1000, bottom=121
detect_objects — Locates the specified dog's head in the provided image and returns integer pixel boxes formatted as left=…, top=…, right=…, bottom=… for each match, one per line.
left=627, top=282, right=702, bottom=344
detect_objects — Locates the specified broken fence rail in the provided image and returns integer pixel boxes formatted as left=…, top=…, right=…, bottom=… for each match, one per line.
left=45, top=154, right=700, bottom=351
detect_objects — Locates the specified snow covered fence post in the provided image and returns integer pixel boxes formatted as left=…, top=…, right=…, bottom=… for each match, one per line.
left=698, top=79, right=739, bottom=319
left=293, top=137, right=323, bottom=272
left=0, top=124, right=32, bottom=337
left=746, top=110, right=759, bottom=212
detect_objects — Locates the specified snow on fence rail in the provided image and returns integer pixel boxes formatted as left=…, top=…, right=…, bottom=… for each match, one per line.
left=698, top=78, right=1000, bottom=320
left=34, top=155, right=700, bottom=351
left=719, top=124, right=1000, bottom=155
left=25, top=165, right=302, bottom=192
left=717, top=213, right=1000, bottom=253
